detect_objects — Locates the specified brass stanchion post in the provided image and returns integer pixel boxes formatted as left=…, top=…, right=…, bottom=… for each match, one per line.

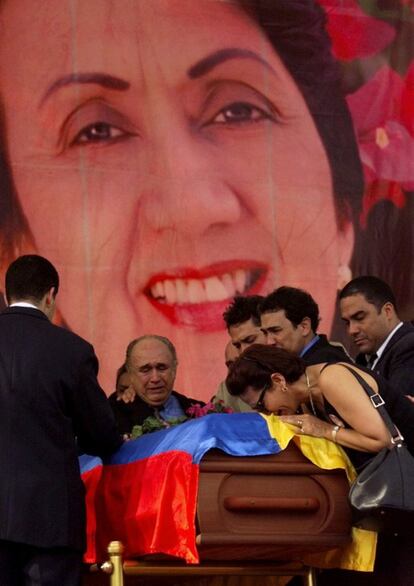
left=100, top=541, right=124, bottom=586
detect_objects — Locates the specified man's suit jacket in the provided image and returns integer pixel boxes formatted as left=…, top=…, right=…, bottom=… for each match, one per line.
left=0, top=306, right=122, bottom=551
left=303, top=334, right=351, bottom=365
left=356, top=321, right=414, bottom=396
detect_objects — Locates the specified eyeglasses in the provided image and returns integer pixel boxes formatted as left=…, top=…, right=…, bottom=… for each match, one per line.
left=253, top=384, right=269, bottom=412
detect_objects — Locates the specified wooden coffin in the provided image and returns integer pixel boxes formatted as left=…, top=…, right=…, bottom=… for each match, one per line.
left=196, top=443, right=352, bottom=561
left=84, top=443, right=352, bottom=584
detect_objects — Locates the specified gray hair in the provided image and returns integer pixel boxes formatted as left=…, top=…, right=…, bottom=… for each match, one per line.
left=125, top=335, right=178, bottom=366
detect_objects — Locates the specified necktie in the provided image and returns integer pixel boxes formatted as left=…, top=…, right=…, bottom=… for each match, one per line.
left=367, top=353, right=378, bottom=369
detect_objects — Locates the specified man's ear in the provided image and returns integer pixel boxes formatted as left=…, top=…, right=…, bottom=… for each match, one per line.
left=382, top=301, right=396, bottom=320
left=299, top=317, right=312, bottom=337
left=45, top=287, right=56, bottom=307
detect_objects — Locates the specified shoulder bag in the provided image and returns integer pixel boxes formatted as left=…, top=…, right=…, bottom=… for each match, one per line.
left=343, top=365, right=414, bottom=535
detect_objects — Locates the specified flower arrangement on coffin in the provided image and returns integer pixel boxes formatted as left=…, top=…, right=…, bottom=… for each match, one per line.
left=186, top=400, right=233, bottom=418
left=130, top=400, right=233, bottom=439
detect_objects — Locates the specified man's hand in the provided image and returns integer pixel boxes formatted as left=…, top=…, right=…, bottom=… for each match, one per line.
left=117, top=386, right=136, bottom=403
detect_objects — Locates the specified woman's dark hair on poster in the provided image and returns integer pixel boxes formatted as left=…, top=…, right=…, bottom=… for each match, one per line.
left=239, top=0, right=363, bottom=228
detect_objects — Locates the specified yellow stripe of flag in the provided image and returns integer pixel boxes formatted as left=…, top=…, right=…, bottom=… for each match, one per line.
left=263, top=414, right=377, bottom=572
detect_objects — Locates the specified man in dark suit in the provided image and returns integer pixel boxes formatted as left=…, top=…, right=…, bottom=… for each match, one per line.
left=111, top=335, right=204, bottom=435
left=0, top=255, right=122, bottom=585
left=259, top=286, right=351, bottom=365
left=339, top=275, right=414, bottom=396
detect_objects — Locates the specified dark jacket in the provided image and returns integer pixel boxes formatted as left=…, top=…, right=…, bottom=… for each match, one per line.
left=0, top=306, right=122, bottom=551
left=110, top=390, right=205, bottom=435
left=356, top=322, right=414, bottom=396
left=303, top=334, right=352, bottom=365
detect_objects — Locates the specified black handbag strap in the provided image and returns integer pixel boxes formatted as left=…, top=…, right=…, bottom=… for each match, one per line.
left=335, top=364, right=404, bottom=444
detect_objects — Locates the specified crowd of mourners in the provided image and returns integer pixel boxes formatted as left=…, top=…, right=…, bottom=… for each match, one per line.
left=109, top=277, right=414, bottom=586
left=2, top=254, right=414, bottom=586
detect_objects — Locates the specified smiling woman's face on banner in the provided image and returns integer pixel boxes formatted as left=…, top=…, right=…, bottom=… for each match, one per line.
left=0, top=0, right=354, bottom=396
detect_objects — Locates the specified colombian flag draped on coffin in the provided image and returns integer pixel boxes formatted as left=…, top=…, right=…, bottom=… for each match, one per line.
left=80, top=413, right=280, bottom=563
left=80, top=413, right=376, bottom=571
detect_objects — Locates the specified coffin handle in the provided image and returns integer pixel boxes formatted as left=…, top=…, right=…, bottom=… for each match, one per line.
left=223, top=496, right=320, bottom=512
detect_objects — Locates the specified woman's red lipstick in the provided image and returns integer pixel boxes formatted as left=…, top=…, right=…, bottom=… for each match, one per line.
left=144, top=261, right=267, bottom=332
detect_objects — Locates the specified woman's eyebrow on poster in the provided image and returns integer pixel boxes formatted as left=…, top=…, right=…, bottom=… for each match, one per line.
left=187, top=48, right=277, bottom=79
left=39, top=73, right=130, bottom=107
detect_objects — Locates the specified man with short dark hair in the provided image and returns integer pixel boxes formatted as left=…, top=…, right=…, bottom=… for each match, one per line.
left=340, top=275, right=414, bottom=395
left=260, top=286, right=350, bottom=364
left=111, top=335, right=203, bottom=434
left=0, top=255, right=122, bottom=586
left=223, top=295, right=266, bottom=352
left=215, top=296, right=266, bottom=412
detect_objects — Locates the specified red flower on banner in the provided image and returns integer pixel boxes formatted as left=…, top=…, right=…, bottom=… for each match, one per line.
left=359, top=180, right=406, bottom=228
left=347, top=65, right=414, bottom=184
left=346, top=64, right=414, bottom=225
left=318, top=0, right=414, bottom=224
left=400, top=64, right=414, bottom=137
left=318, top=0, right=396, bottom=60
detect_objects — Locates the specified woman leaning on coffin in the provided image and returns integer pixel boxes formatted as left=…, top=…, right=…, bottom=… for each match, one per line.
left=226, top=343, right=414, bottom=586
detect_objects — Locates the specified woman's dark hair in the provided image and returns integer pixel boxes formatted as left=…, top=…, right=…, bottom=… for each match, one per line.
left=351, top=199, right=414, bottom=321
left=241, top=1, right=414, bottom=325
left=239, top=0, right=364, bottom=229
left=226, top=343, right=306, bottom=396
